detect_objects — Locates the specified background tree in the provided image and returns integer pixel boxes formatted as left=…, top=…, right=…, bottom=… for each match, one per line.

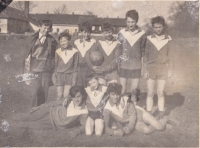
left=9, top=1, right=37, bottom=12
left=53, top=4, right=70, bottom=14
left=83, top=10, right=94, bottom=15
left=168, top=1, right=199, bottom=37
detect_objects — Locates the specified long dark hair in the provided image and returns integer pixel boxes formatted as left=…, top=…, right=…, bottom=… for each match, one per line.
left=68, top=86, right=87, bottom=105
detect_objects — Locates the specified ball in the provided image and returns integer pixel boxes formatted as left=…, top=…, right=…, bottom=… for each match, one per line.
left=90, top=51, right=104, bottom=66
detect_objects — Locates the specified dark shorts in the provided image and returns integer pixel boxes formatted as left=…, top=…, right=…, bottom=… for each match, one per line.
left=56, top=73, right=73, bottom=86
left=88, top=111, right=103, bottom=120
left=119, top=68, right=141, bottom=79
left=148, top=64, right=168, bottom=80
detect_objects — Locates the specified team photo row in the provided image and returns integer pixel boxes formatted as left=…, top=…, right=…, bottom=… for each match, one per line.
left=8, top=9, right=176, bottom=137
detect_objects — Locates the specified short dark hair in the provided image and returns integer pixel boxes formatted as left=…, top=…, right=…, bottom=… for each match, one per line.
left=151, top=16, right=165, bottom=26
left=39, top=19, right=52, bottom=29
left=106, top=83, right=122, bottom=95
left=79, top=21, right=92, bottom=32
left=58, top=32, right=71, bottom=41
left=69, top=86, right=87, bottom=103
left=101, top=22, right=113, bottom=32
left=126, top=10, right=139, bottom=22
left=85, top=73, right=99, bottom=84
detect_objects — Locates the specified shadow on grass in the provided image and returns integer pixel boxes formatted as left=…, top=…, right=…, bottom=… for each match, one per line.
left=137, top=92, right=185, bottom=116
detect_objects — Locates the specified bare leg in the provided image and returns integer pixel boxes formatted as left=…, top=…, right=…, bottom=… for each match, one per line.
left=146, top=79, right=156, bottom=112
left=63, top=85, right=71, bottom=99
left=142, top=111, right=168, bottom=131
left=119, top=77, right=127, bottom=94
left=135, top=122, right=155, bottom=134
left=95, top=119, right=104, bottom=136
left=131, top=78, right=140, bottom=102
left=157, top=80, right=167, bottom=112
left=85, top=116, right=94, bottom=136
left=57, top=86, right=64, bottom=100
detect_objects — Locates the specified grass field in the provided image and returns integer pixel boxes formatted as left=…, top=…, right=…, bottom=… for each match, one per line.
left=0, top=35, right=199, bottom=147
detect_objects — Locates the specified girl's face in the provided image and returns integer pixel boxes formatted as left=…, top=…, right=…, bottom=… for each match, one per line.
left=88, top=78, right=99, bottom=90
left=60, top=36, right=69, bottom=49
left=126, top=17, right=137, bottom=31
left=72, top=92, right=83, bottom=106
left=153, top=23, right=164, bottom=35
left=109, top=92, right=120, bottom=104
left=81, top=30, right=91, bottom=40
left=102, top=30, right=113, bottom=41
left=39, top=25, right=51, bottom=36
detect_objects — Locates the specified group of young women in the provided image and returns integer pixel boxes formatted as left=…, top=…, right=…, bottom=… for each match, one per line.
left=8, top=9, right=175, bottom=137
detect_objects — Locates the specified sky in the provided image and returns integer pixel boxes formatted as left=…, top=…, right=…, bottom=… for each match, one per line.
left=30, top=1, right=174, bottom=25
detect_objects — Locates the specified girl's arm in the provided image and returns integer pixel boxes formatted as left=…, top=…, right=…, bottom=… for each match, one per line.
left=54, top=51, right=59, bottom=73
left=167, top=41, right=174, bottom=71
left=72, top=52, right=79, bottom=86
left=104, top=109, right=115, bottom=135
left=68, top=114, right=88, bottom=138
left=104, top=109, right=124, bottom=136
left=140, top=34, right=147, bottom=57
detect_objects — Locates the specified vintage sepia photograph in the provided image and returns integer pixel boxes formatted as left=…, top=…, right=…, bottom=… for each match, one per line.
left=0, top=0, right=199, bottom=147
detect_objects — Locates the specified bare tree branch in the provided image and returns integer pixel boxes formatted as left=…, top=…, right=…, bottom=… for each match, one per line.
left=9, top=1, right=38, bottom=12
left=53, top=4, right=70, bottom=14
left=83, top=10, right=94, bottom=15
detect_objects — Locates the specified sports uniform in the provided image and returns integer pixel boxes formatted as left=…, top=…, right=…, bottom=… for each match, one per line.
left=96, top=39, right=121, bottom=82
left=54, top=45, right=78, bottom=86
left=85, top=85, right=107, bottom=120
left=117, top=27, right=146, bottom=78
left=74, top=38, right=96, bottom=87
left=143, top=34, right=173, bottom=80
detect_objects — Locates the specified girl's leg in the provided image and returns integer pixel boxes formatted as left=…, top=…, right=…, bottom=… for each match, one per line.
left=57, top=86, right=64, bottom=100
left=85, top=116, right=95, bottom=136
left=119, top=77, right=127, bottom=94
left=131, top=78, right=140, bottom=102
left=95, top=119, right=104, bottom=136
left=157, top=80, right=167, bottom=112
left=142, top=111, right=168, bottom=131
left=63, top=85, right=71, bottom=99
left=10, top=105, right=50, bottom=121
left=9, top=108, right=52, bottom=130
left=135, top=121, right=155, bottom=134
left=146, top=79, right=156, bottom=112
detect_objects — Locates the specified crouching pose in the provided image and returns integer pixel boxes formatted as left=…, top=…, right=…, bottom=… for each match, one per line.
left=7, top=86, right=88, bottom=137
left=104, top=83, right=170, bottom=136
left=85, top=74, right=108, bottom=136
